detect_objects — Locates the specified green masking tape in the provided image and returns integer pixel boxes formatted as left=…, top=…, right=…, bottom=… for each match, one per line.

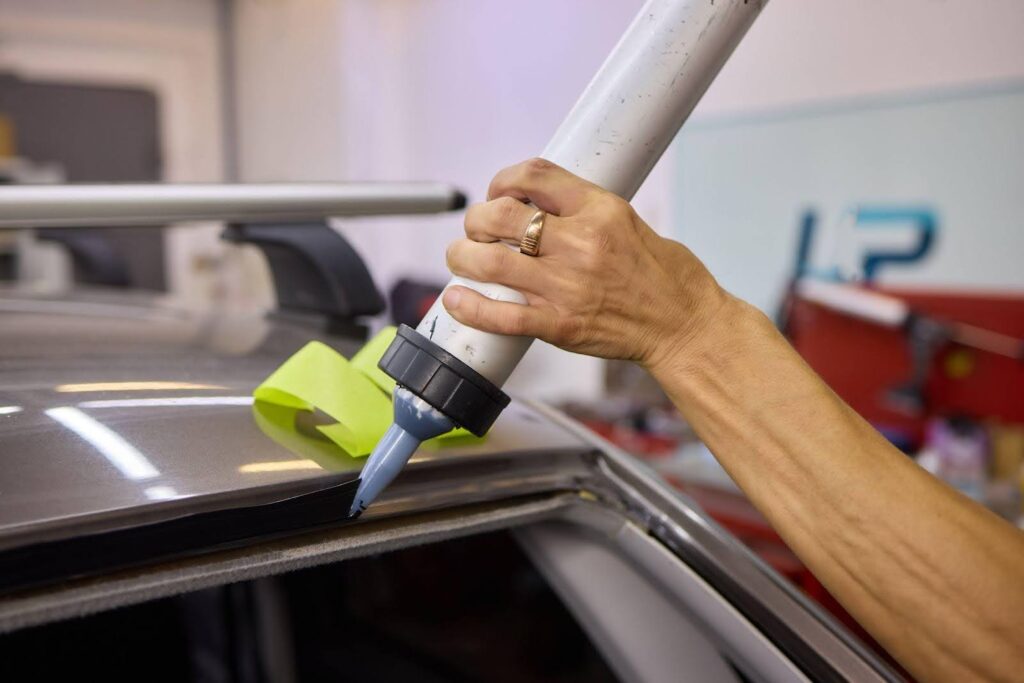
left=253, top=327, right=479, bottom=457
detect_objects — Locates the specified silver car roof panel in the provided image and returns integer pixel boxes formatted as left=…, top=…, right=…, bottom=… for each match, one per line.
left=0, top=292, right=589, bottom=553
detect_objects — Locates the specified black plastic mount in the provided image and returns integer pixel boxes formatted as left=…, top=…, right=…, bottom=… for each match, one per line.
left=36, top=228, right=132, bottom=287
left=378, top=324, right=510, bottom=437
left=222, top=222, right=385, bottom=322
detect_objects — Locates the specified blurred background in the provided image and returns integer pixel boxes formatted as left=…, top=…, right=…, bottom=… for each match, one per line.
left=1, top=0, right=1023, bottom=646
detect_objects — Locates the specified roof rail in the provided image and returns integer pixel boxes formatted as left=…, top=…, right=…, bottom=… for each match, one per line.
left=0, top=182, right=467, bottom=228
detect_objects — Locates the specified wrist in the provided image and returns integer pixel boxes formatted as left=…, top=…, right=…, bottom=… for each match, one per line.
left=642, top=292, right=767, bottom=383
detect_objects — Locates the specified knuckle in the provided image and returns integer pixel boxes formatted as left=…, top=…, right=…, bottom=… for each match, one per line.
left=504, top=307, right=528, bottom=335
left=524, top=156, right=554, bottom=175
left=488, top=158, right=555, bottom=200
left=463, top=203, right=486, bottom=238
left=494, top=196, right=523, bottom=228
left=487, top=167, right=513, bottom=200
left=446, top=239, right=474, bottom=270
left=576, top=228, right=611, bottom=272
left=554, top=316, right=583, bottom=347
left=445, top=241, right=460, bottom=269
left=591, top=228, right=615, bottom=255
left=592, top=193, right=629, bottom=227
left=514, top=157, right=554, bottom=187
left=480, top=246, right=509, bottom=279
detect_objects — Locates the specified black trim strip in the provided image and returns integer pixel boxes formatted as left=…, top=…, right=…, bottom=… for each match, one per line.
left=0, top=479, right=360, bottom=596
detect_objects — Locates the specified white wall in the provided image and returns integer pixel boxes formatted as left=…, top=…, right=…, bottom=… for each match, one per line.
left=234, top=0, right=348, bottom=182
left=695, top=0, right=1024, bottom=117
left=0, top=0, right=241, bottom=306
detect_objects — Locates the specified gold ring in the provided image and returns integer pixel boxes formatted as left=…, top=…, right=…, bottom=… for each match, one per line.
left=519, top=210, right=546, bottom=257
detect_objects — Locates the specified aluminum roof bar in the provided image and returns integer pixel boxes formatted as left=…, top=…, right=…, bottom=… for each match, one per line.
left=0, top=182, right=466, bottom=228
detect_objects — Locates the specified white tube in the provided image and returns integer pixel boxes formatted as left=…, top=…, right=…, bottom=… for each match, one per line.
left=417, top=276, right=533, bottom=385
left=543, top=0, right=765, bottom=198
left=418, top=0, right=766, bottom=386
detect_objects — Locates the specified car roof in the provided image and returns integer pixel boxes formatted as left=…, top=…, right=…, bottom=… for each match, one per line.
left=0, top=290, right=591, bottom=552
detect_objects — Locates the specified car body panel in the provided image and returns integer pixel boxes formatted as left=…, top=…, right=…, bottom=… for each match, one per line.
left=0, top=290, right=902, bottom=682
left=0, top=291, right=586, bottom=551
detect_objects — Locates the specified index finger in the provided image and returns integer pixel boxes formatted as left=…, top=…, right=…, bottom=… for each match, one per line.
left=487, top=157, right=601, bottom=216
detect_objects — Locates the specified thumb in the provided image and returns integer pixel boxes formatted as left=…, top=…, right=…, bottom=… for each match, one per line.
left=442, top=285, right=550, bottom=339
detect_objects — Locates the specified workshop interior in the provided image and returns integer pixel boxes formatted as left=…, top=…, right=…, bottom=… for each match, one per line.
left=0, top=1, right=1021, bottom=682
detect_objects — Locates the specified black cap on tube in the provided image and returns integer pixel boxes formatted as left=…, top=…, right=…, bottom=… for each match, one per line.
left=378, top=324, right=510, bottom=437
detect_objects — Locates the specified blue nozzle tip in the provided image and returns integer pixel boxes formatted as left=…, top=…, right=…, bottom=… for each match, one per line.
left=350, top=389, right=455, bottom=516
left=347, top=423, right=422, bottom=517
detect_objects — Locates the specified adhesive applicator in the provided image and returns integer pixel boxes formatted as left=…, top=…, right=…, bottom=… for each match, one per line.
left=351, top=0, right=766, bottom=517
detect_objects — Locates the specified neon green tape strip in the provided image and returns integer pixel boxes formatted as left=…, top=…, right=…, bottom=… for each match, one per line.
left=254, top=327, right=481, bottom=457
left=350, top=326, right=398, bottom=395
left=251, top=400, right=363, bottom=471
left=254, top=340, right=392, bottom=456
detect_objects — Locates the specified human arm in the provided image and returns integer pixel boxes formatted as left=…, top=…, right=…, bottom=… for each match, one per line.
left=442, top=158, right=1024, bottom=683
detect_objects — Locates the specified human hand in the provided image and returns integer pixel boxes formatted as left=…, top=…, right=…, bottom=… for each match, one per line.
left=442, top=158, right=732, bottom=370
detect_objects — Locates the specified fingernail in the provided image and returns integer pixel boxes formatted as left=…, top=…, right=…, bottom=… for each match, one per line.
left=443, top=288, right=462, bottom=310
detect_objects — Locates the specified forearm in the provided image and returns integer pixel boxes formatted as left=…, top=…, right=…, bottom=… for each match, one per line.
left=650, top=297, right=1024, bottom=683
left=441, top=159, right=1024, bottom=681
